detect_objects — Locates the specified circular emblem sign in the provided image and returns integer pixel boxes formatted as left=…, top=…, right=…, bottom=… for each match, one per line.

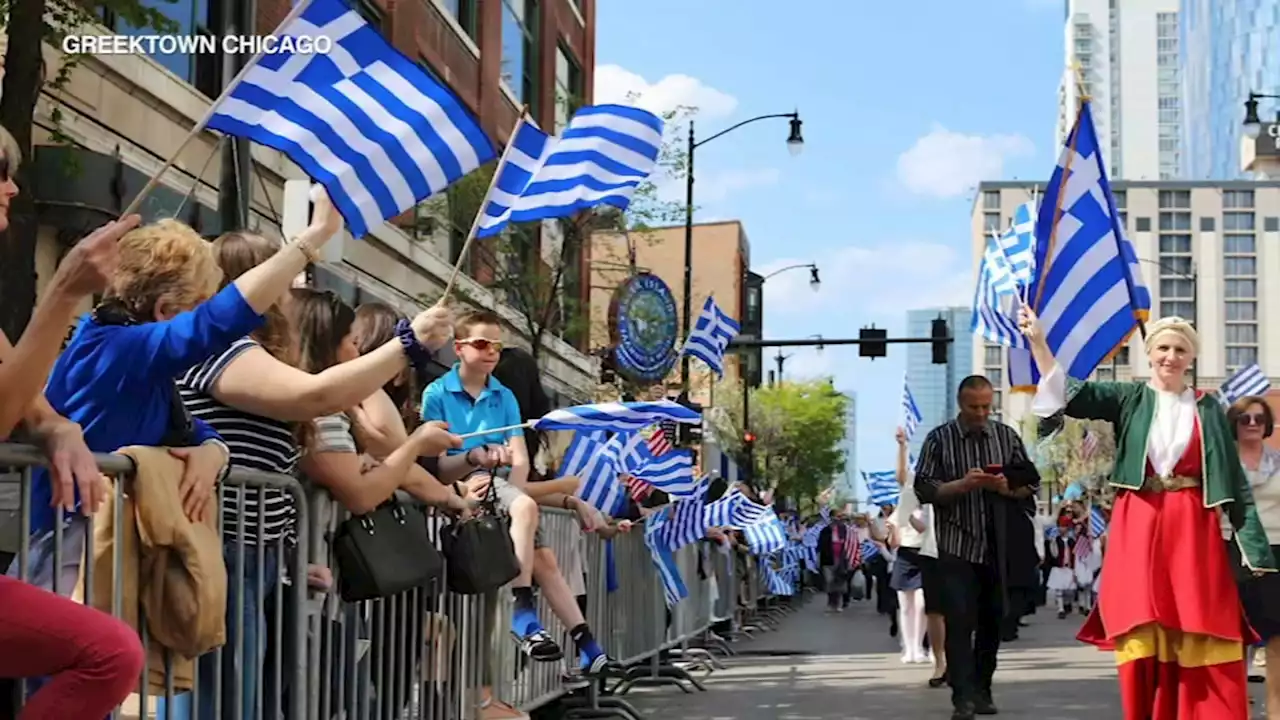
left=609, top=272, right=679, bottom=384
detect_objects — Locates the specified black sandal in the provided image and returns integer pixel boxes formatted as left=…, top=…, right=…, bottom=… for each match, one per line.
left=929, top=670, right=949, bottom=688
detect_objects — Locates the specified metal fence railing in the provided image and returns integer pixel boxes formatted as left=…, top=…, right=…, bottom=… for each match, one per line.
left=0, top=443, right=807, bottom=719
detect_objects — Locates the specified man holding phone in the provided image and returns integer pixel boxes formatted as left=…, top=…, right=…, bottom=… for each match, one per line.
left=914, top=375, right=1039, bottom=720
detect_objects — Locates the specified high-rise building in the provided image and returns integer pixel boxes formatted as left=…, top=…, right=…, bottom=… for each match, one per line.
left=1057, top=0, right=1182, bottom=180
left=973, top=180, right=1280, bottom=431
left=1181, top=0, right=1280, bottom=180
left=905, top=307, right=974, bottom=459
left=837, top=390, right=858, bottom=501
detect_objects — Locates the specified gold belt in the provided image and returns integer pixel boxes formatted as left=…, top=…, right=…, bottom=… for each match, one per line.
left=1141, top=474, right=1200, bottom=492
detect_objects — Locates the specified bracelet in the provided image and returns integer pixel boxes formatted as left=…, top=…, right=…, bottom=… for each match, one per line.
left=289, top=237, right=320, bottom=264
left=394, top=318, right=434, bottom=370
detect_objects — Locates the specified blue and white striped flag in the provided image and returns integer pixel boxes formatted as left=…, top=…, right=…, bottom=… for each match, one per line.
left=622, top=438, right=698, bottom=497
left=971, top=235, right=1028, bottom=349
left=743, top=510, right=788, bottom=555
left=1220, top=363, right=1271, bottom=404
left=902, top=379, right=923, bottom=440
left=205, top=0, right=495, bottom=238
left=1008, top=101, right=1149, bottom=390
left=1089, top=506, right=1107, bottom=537
left=763, top=560, right=794, bottom=596
left=644, top=508, right=688, bottom=606
left=475, top=105, right=663, bottom=238
left=999, top=200, right=1038, bottom=287
left=704, top=489, right=769, bottom=528
left=650, top=480, right=709, bottom=550
left=562, top=431, right=627, bottom=515
left=859, top=539, right=880, bottom=562
left=534, top=400, right=701, bottom=433
left=682, top=295, right=741, bottom=378
left=863, top=470, right=900, bottom=506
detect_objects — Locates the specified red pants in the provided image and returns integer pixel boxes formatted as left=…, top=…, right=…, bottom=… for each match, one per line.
left=1118, top=656, right=1249, bottom=719
left=0, top=575, right=144, bottom=719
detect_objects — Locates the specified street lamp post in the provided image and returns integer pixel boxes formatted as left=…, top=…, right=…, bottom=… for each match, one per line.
left=1242, top=92, right=1280, bottom=140
left=682, top=112, right=804, bottom=393
left=1138, top=257, right=1198, bottom=388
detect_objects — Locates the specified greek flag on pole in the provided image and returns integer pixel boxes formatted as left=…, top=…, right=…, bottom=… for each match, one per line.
left=1000, top=200, right=1038, bottom=287
left=1090, top=506, right=1107, bottom=537
left=622, top=438, right=698, bottom=497
left=649, top=480, right=709, bottom=550
left=1009, top=101, right=1149, bottom=390
left=1220, top=363, right=1271, bottom=404
left=743, top=510, right=788, bottom=555
left=971, top=235, right=1029, bottom=349
left=902, top=379, right=923, bottom=440
left=205, top=0, right=494, bottom=238
left=763, top=561, right=794, bottom=596
left=704, top=490, right=769, bottom=528
left=682, top=296, right=741, bottom=378
left=864, top=470, right=900, bottom=506
left=562, top=431, right=626, bottom=515
left=644, top=508, right=688, bottom=606
left=535, top=400, right=701, bottom=433
left=475, top=105, right=663, bottom=238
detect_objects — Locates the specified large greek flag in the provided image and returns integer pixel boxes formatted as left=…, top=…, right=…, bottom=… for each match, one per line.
left=206, top=0, right=494, bottom=238
left=475, top=105, right=663, bottom=238
left=1009, top=101, right=1149, bottom=390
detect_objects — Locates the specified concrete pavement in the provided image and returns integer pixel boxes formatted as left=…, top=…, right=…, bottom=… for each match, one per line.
left=620, top=594, right=1269, bottom=719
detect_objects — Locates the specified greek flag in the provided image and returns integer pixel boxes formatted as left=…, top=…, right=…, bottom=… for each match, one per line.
left=535, top=400, right=701, bottom=433
left=1220, top=363, right=1271, bottom=404
left=763, top=561, right=794, bottom=596
left=704, top=490, right=769, bottom=528
left=1089, top=506, right=1107, bottom=537
left=1008, top=101, right=1149, bottom=390
left=475, top=105, right=663, bottom=238
left=743, top=510, right=788, bottom=555
left=999, top=200, right=1038, bottom=287
left=562, top=431, right=626, bottom=515
left=682, top=295, right=741, bottom=378
left=205, top=0, right=494, bottom=238
left=902, top=379, right=923, bottom=440
left=622, top=438, right=698, bottom=497
left=971, top=235, right=1028, bottom=349
left=863, top=470, right=900, bottom=506
left=649, top=481, right=709, bottom=550
left=859, top=539, right=880, bottom=562
left=644, top=508, right=688, bottom=606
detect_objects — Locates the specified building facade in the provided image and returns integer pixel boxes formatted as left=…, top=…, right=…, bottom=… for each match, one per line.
left=1057, top=0, right=1182, bottom=180
left=1181, top=0, right=1280, bottom=180
left=587, top=222, right=760, bottom=407
left=973, top=180, right=1280, bottom=427
left=905, top=306, right=974, bottom=458
left=836, top=389, right=858, bottom=501
left=6, top=0, right=598, bottom=401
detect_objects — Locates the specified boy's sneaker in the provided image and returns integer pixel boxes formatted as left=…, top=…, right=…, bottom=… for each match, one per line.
left=513, top=629, right=563, bottom=661
left=581, top=652, right=621, bottom=677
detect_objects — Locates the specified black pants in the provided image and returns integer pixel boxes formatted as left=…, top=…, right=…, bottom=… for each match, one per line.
left=937, top=553, right=1003, bottom=708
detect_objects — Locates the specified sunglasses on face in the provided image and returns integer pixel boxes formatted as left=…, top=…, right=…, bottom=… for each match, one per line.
left=1239, top=413, right=1267, bottom=427
left=457, top=337, right=502, bottom=352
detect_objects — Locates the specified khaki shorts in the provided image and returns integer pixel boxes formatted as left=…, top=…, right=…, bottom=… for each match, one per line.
left=473, top=470, right=546, bottom=549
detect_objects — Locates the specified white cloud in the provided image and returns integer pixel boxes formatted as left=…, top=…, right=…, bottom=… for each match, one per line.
left=593, top=65, right=738, bottom=121
left=895, top=126, right=1034, bottom=199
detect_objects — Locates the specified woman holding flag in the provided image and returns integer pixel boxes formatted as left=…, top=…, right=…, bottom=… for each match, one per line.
left=1020, top=307, right=1274, bottom=719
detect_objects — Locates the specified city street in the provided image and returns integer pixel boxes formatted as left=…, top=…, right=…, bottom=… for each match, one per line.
left=624, top=595, right=1271, bottom=719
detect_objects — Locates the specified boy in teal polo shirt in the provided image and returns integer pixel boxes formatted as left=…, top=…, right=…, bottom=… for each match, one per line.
left=423, top=311, right=613, bottom=678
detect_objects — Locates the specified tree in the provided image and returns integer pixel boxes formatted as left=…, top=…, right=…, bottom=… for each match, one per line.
left=1020, top=413, right=1116, bottom=502
left=0, top=0, right=175, bottom=339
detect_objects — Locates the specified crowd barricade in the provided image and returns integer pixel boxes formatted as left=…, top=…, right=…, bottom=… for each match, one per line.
left=0, top=442, right=811, bottom=719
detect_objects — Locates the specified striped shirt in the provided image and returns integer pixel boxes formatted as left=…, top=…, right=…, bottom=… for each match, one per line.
left=913, top=418, right=1034, bottom=565
left=178, top=337, right=298, bottom=545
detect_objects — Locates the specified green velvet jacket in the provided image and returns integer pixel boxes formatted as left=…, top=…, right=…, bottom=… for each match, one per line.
left=1064, top=377, right=1276, bottom=572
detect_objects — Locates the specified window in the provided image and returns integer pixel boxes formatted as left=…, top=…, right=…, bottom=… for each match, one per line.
left=1223, top=190, right=1255, bottom=208
left=1224, top=212, right=1256, bottom=231
left=984, top=345, right=1003, bottom=367
left=1161, top=301, right=1195, bottom=319
left=1224, top=257, right=1257, bottom=276
left=1228, top=347, right=1259, bottom=369
left=1224, top=234, right=1257, bottom=253
left=554, top=45, right=583, bottom=132
left=1096, top=366, right=1115, bottom=381
left=1113, top=190, right=1126, bottom=209
left=1159, top=255, right=1193, bottom=277
left=983, top=191, right=1001, bottom=210
left=1226, top=279, right=1257, bottom=298
left=1158, top=190, right=1191, bottom=208
left=1115, top=346, right=1130, bottom=365
left=105, top=0, right=221, bottom=97
left=1226, top=302, right=1258, bottom=321
left=500, top=0, right=538, bottom=110
left=1158, top=234, right=1191, bottom=253
left=987, top=368, right=1003, bottom=388
left=1226, top=325, right=1259, bottom=344
left=983, top=213, right=1000, bottom=232
left=1266, top=217, right=1280, bottom=232
left=1136, top=217, right=1152, bottom=232
left=439, top=0, right=478, bottom=39
left=1159, top=212, right=1191, bottom=231
left=1199, top=217, right=1215, bottom=232
left=1160, top=278, right=1194, bottom=298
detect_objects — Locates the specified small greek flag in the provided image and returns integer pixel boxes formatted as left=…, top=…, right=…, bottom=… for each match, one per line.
left=1220, top=363, right=1271, bottom=404
left=999, top=200, right=1038, bottom=287
left=971, top=235, right=1028, bottom=349
left=644, top=508, right=688, bottom=606
left=704, top=490, right=769, bottom=528
left=475, top=105, right=663, bottom=238
left=859, top=539, right=880, bottom=562
left=562, top=431, right=626, bottom=515
left=206, top=0, right=495, bottom=238
left=902, top=379, right=923, bottom=440
left=622, top=436, right=698, bottom=497
left=682, top=295, right=741, bottom=378
left=763, top=560, right=794, bottom=596
left=1089, top=506, right=1107, bottom=537
left=535, top=400, right=700, bottom=434
left=863, top=470, right=900, bottom=506
left=649, top=480, right=709, bottom=551
left=743, top=510, right=788, bottom=555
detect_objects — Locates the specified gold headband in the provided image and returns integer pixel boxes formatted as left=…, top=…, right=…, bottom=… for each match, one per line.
left=1144, top=316, right=1199, bottom=356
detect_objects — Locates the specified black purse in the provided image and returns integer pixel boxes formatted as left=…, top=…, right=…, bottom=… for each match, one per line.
left=441, top=471, right=520, bottom=595
left=333, top=495, right=443, bottom=602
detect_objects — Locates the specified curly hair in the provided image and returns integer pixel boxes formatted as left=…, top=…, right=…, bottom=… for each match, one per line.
left=105, top=219, right=221, bottom=319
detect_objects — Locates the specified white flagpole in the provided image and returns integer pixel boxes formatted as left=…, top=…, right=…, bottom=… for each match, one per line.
left=121, top=0, right=318, bottom=217
left=440, top=111, right=532, bottom=301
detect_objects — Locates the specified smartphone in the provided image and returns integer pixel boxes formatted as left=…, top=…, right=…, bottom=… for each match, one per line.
left=985, top=464, right=1003, bottom=475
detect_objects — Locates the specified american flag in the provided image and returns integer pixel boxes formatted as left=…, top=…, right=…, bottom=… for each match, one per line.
left=648, top=422, right=675, bottom=455
left=1081, top=429, right=1099, bottom=460
left=623, top=474, right=653, bottom=502
left=1074, top=525, right=1092, bottom=561
left=844, top=531, right=862, bottom=567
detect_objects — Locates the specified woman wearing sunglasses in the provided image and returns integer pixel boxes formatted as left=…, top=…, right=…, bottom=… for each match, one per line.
left=1228, top=395, right=1280, bottom=718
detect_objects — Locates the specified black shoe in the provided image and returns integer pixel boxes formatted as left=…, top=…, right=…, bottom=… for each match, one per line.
left=514, top=629, right=564, bottom=661
left=889, top=618, right=899, bottom=638
left=1249, top=674, right=1266, bottom=684
left=929, top=670, right=949, bottom=688
left=974, top=693, right=998, bottom=715
left=951, top=701, right=976, bottom=720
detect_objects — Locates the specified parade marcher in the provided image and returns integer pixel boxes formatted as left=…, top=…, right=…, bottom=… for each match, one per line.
left=889, top=427, right=930, bottom=664
left=1045, top=513, right=1078, bottom=619
left=818, top=510, right=852, bottom=613
left=915, top=375, right=1039, bottom=720
left=1021, top=308, right=1274, bottom=720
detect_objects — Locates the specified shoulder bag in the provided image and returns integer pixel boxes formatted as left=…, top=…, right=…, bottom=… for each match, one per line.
left=333, top=494, right=443, bottom=602
left=441, top=470, right=521, bottom=594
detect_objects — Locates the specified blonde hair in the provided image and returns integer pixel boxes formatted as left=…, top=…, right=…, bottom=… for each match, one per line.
left=536, top=430, right=574, bottom=476
left=1144, top=316, right=1199, bottom=357
left=0, top=125, right=21, bottom=173
left=106, top=219, right=221, bottom=318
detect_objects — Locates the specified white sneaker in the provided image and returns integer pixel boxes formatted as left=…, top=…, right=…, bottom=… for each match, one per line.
left=900, top=652, right=913, bottom=664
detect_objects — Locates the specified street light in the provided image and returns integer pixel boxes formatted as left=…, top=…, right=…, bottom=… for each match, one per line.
left=682, top=110, right=806, bottom=393
left=1243, top=91, right=1280, bottom=139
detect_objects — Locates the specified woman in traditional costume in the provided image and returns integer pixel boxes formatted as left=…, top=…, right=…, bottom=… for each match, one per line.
left=1019, top=308, right=1275, bottom=719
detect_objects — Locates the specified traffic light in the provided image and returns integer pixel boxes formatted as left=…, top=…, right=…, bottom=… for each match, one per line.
left=931, top=317, right=949, bottom=364
left=743, top=431, right=756, bottom=451
left=858, top=326, right=887, bottom=359
left=675, top=392, right=704, bottom=447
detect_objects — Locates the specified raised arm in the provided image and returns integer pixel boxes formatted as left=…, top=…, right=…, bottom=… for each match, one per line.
left=1019, top=306, right=1135, bottom=424
left=894, top=427, right=910, bottom=486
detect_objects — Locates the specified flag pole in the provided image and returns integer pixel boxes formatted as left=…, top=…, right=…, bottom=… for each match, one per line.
left=120, top=0, right=318, bottom=218
left=439, top=108, right=531, bottom=303
left=1031, top=101, right=1085, bottom=313
left=452, top=421, right=534, bottom=441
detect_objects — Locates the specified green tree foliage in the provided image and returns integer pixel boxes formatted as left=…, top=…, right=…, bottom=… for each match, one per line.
left=1020, top=413, right=1116, bottom=500
left=0, top=0, right=175, bottom=339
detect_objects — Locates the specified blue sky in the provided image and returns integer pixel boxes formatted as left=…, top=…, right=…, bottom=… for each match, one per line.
left=595, top=0, right=1067, bottom=478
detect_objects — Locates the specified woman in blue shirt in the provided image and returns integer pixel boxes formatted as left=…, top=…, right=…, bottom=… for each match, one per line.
left=17, top=188, right=345, bottom=594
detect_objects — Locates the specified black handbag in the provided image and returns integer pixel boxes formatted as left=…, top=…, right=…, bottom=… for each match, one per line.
left=333, top=495, right=443, bottom=602
left=441, top=471, right=520, bottom=595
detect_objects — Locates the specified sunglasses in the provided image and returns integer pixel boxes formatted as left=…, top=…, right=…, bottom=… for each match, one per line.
left=457, top=337, right=503, bottom=352
left=1239, top=413, right=1268, bottom=426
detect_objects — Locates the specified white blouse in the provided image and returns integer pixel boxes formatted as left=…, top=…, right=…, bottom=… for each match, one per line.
left=1245, top=446, right=1280, bottom=543
left=888, top=475, right=938, bottom=558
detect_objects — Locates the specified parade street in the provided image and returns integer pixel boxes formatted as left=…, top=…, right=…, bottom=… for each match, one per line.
left=623, top=596, right=1271, bottom=720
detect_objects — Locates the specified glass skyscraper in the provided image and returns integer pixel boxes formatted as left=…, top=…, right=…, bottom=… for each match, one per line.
left=905, top=307, right=973, bottom=460
left=1181, top=0, right=1280, bottom=179
left=835, top=390, right=858, bottom=502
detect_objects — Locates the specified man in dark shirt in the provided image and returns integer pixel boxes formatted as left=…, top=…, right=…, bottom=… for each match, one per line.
left=915, top=375, right=1038, bottom=720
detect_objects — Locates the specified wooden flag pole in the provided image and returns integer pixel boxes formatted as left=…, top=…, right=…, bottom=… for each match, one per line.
left=438, top=107, right=532, bottom=305
left=120, top=0, right=317, bottom=219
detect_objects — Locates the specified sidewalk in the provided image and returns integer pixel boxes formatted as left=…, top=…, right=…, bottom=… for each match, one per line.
left=622, top=596, right=1269, bottom=719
